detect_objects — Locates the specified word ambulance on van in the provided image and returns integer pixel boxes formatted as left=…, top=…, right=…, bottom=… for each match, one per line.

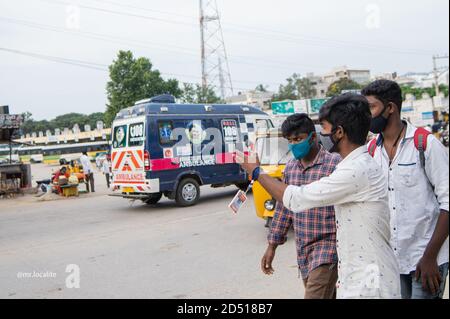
left=110, top=94, right=273, bottom=207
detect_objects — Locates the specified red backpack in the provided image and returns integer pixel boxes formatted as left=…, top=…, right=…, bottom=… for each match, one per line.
left=368, top=127, right=431, bottom=168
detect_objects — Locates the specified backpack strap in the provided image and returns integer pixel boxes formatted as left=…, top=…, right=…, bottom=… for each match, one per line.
left=368, top=139, right=377, bottom=157
left=414, top=128, right=431, bottom=168
left=368, top=134, right=384, bottom=158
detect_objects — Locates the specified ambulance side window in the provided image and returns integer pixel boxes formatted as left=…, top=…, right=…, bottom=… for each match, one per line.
left=158, top=121, right=174, bottom=145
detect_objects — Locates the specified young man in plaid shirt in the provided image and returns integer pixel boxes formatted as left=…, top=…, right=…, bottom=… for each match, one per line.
left=261, top=114, right=341, bottom=299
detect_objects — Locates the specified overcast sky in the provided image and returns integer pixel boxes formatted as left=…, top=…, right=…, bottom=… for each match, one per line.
left=0, top=0, right=449, bottom=120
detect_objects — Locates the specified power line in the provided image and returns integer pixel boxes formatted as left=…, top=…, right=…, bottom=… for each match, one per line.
left=0, top=16, right=328, bottom=74
left=42, top=0, right=195, bottom=27
left=0, top=16, right=199, bottom=56
left=0, top=47, right=108, bottom=71
left=40, top=0, right=433, bottom=56
left=89, top=0, right=196, bottom=20
left=41, top=0, right=432, bottom=55
left=90, top=0, right=434, bottom=55
left=0, top=46, right=269, bottom=91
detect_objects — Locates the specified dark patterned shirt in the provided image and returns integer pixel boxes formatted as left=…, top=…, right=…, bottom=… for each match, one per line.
left=268, top=146, right=341, bottom=279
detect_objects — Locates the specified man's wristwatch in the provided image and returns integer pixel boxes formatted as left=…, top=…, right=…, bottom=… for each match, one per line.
left=251, top=166, right=261, bottom=181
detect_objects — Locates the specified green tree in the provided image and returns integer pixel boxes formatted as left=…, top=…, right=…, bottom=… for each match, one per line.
left=87, top=112, right=106, bottom=129
left=105, top=50, right=182, bottom=125
left=19, top=112, right=107, bottom=135
left=180, top=83, right=222, bottom=104
left=273, top=73, right=317, bottom=101
left=21, top=112, right=33, bottom=122
left=255, top=84, right=268, bottom=92
left=400, top=84, right=449, bottom=100
left=326, top=78, right=362, bottom=97
left=180, top=83, right=197, bottom=104
left=20, top=112, right=35, bottom=135
left=52, top=113, right=88, bottom=129
left=31, top=120, right=52, bottom=134
left=438, top=84, right=449, bottom=97
left=273, top=73, right=300, bottom=101
left=296, top=78, right=317, bottom=99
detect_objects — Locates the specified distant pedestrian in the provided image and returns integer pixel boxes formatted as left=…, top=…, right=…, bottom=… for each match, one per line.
left=102, top=158, right=111, bottom=189
left=96, top=155, right=102, bottom=171
left=80, top=151, right=95, bottom=193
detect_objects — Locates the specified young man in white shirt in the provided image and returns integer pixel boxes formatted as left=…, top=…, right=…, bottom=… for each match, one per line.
left=237, top=93, right=401, bottom=299
left=80, top=151, right=95, bottom=193
left=102, top=158, right=111, bottom=189
left=362, top=80, right=449, bottom=299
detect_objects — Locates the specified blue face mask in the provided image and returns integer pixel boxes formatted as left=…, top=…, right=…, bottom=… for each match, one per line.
left=288, top=132, right=313, bottom=160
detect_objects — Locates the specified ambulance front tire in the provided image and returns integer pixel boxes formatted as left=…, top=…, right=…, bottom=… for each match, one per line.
left=175, top=178, right=200, bottom=207
left=143, top=193, right=163, bottom=205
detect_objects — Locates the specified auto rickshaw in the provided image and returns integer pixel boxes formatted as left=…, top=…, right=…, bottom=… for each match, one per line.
left=252, top=128, right=293, bottom=228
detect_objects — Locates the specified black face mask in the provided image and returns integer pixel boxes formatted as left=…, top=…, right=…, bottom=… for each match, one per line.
left=370, top=104, right=390, bottom=134
left=319, top=129, right=341, bottom=153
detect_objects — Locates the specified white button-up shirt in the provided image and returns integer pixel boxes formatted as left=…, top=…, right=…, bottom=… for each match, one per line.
left=102, top=159, right=111, bottom=175
left=80, top=154, right=93, bottom=174
left=283, top=146, right=401, bottom=299
left=369, top=121, right=449, bottom=275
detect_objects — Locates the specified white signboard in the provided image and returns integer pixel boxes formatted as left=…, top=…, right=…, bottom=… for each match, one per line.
left=293, top=100, right=309, bottom=114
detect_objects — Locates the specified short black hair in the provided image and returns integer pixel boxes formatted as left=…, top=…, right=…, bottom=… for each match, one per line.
left=361, top=80, right=403, bottom=112
left=319, top=93, right=371, bottom=146
left=281, top=113, right=315, bottom=138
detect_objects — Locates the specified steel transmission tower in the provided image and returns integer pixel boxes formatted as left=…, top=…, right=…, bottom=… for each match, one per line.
left=199, top=0, right=234, bottom=100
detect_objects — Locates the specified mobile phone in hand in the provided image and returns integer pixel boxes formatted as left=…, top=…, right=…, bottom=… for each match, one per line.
left=228, top=190, right=248, bottom=214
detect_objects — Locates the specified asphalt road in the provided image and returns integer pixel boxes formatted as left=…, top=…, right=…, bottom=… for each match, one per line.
left=0, top=164, right=300, bottom=299
left=0, top=164, right=448, bottom=299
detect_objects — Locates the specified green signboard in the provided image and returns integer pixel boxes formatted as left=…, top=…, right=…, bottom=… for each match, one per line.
left=309, top=99, right=328, bottom=114
left=272, top=99, right=329, bottom=116
left=272, top=101, right=295, bottom=115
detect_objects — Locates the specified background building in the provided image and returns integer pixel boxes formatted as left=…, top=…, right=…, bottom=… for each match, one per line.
left=323, top=66, right=371, bottom=85
left=226, top=90, right=275, bottom=110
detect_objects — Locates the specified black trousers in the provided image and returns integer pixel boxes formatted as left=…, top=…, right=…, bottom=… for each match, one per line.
left=85, top=173, right=95, bottom=193
left=105, top=173, right=110, bottom=189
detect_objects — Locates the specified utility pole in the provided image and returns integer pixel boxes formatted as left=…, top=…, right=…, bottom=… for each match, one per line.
left=199, top=0, right=233, bottom=100
left=433, top=54, right=449, bottom=97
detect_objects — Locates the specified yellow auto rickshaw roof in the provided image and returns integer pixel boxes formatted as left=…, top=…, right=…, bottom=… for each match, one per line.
left=255, top=128, right=283, bottom=138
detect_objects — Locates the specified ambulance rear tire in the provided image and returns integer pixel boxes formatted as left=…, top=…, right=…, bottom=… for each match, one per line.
left=144, top=193, right=163, bottom=205
left=176, top=178, right=200, bottom=207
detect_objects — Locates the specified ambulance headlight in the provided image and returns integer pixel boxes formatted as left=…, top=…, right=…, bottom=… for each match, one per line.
left=264, top=200, right=276, bottom=211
